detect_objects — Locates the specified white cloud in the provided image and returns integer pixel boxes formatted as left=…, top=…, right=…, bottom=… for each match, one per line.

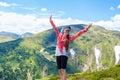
left=52, top=17, right=84, bottom=26
left=111, top=14, right=120, bottom=21
left=41, top=8, right=47, bottom=12
left=117, top=4, right=120, bottom=9
left=21, top=7, right=36, bottom=10
left=94, top=14, right=120, bottom=31
left=0, top=11, right=85, bottom=34
left=110, top=6, right=114, bottom=10
left=0, top=10, right=120, bottom=35
left=0, top=2, right=19, bottom=7
left=0, top=11, right=50, bottom=34
left=0, top=2, right=10, bottom=7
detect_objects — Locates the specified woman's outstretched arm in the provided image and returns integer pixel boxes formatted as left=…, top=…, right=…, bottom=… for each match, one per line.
left=70, top=23, right=92, bottom=41
left=49, top=15, right=60, bottom=37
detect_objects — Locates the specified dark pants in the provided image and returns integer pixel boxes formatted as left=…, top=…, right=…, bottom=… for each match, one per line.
left=56, top=56, right=68, bottom=69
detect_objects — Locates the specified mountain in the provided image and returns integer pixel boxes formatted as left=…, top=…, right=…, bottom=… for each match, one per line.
left=0, top=31, right=33, bottom=43
left=0, top=35, right=15, bottom=43
left=0, top=31, right=21, bottom=38
left=0, top=31, right=21, bottom=43
left=21, top=32, right=33, bottom=37
left=0, top=24, right=120, bottom=79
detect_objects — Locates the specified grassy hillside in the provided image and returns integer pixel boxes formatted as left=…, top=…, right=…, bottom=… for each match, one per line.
left=41, top=66, right=120, bottom=80
left=0, top=39, right=58, bottom=80
left=0, top=35, right=15, bottom=43
left=0, top=24, right=120, bottom=79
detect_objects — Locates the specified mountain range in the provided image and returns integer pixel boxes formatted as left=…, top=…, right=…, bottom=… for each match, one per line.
left=0, top=24, right=120, bottom=79
left=0, top=31, right=33, bottom=43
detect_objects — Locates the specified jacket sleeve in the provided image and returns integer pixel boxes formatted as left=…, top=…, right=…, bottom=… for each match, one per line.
left=50, top=19, right=60, bottom=37
left=70, top=28, right=87, bottom=42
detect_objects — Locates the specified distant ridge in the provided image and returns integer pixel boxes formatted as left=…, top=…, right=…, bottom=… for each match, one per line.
left=21, top=32, right=33, bottom=37
left=0, top=31, right=33, bottom=43
left=0, top=31, right=21, bottom=38
left=0, top=31, right=33, bottom=38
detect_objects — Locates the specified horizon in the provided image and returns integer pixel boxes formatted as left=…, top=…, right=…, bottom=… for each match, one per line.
left=0, top=0, right=120, bottom=34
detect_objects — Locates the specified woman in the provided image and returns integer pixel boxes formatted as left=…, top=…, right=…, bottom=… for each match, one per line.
left=50, top=15, right=92, bottom=80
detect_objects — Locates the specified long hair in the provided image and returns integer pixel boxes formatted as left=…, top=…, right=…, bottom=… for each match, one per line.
left=61, top=26, right=71, bottom=52
left=65, top=34, right=70, bottom=52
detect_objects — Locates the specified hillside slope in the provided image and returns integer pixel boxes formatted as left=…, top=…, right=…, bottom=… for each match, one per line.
left=0, top=35, right=15, bottom=43
left=42, top=66, right=120, bottom=80
left=0, top=24, right=120, bottom=79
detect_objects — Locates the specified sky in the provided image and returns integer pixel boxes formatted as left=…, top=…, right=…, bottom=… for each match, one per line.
left=0, top=0, right=120, bottom=34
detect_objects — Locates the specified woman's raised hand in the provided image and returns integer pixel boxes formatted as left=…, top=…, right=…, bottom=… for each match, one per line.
left=50, top=15, right=52, bottom=20
left=86, top=23, right=92, bottom=31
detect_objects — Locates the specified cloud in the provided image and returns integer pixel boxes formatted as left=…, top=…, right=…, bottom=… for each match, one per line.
left=111, top=14, right=120, bottom=21
left=53, top=11, right=66, bottom=18
left=21, top=7, right=36, bottom=10
left=52, top=17, right=84, bottom=26
left=94, top=14, right=120, bottom=31
left=0, top=11, right=85, bottom=34
left=0, top=2, right=10, bottom=7
left=0, top=2, right=19, bottom=7
left=0, top=11, right=50, bottom=34
left=0, top=10, right=120, bottom=35
left=0, top=2, right=35, bottom=11
left=117, top=4, right=120, bottom=9
left=110, top=6, right=114, bottom=10
left=41, top=8, right=47, bottom=12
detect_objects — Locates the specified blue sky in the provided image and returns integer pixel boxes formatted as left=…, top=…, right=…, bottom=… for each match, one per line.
left=0, top=0, right=120, bottom=34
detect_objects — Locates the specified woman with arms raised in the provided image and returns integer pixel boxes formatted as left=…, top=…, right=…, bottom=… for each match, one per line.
left=50, top=15, right=92, bottom=80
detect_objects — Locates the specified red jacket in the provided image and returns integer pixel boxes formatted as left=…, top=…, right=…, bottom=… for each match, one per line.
left=50, top=19, right=87, bottom=54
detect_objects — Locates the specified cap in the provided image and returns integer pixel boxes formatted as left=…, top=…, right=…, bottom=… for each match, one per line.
left=60, top=26, right=71, bottom=34
left=64, top=26, right=71, bottom=31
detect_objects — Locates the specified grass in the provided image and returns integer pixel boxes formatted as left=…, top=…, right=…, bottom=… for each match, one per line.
left=39, top=66, right=120, bottom=80
left=0, top=35, right=15, bottom=43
